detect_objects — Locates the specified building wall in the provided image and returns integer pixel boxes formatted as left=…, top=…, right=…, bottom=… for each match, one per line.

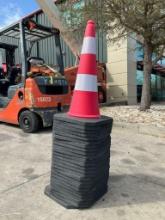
left=0, top=11, right=107, bottom=67
left=36, top=12, right=107, bottom=66
left=106, top=35, right=137, bottom=105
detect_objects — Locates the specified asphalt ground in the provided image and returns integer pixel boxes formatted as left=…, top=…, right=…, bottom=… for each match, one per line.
left=0, top=122, right=165, bottom=220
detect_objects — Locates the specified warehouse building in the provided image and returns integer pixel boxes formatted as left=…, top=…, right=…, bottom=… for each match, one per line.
left=0, top=4, right=164, bottom=104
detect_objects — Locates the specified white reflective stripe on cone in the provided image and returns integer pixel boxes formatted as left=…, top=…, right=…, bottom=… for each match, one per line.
left=81, top=37, right=96, bottom=55
left=75, top=74, right=97, bottom=92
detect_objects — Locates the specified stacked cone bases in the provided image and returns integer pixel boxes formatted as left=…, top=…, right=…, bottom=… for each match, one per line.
left=45, top=20, right=113, bottom=209
left=45, top=114, right=113, bottom=209
left=68, top=20, right=100, bottom=119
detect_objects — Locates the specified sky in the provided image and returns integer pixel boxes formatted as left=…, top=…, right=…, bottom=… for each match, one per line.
left=0, top=0, right=39, bottom=29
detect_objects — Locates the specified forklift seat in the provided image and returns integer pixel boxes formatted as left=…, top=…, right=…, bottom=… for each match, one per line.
left=7, top=83, right=23, bottom=100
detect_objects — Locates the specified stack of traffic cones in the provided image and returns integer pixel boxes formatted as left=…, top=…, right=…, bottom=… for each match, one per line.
left=45, top=20, right=113, bottom=209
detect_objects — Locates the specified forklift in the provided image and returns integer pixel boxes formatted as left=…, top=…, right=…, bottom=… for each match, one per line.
left=0, top=19, right=71, bottom=133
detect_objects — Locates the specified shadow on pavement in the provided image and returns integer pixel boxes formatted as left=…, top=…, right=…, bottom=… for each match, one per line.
left=37, top=127, right=52, bottom=134
left=0, top=122, right=52, bottom=134
left=94, top=173, right=165, bottom=209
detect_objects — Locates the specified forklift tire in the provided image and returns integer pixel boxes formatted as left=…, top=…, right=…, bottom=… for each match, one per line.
left=19, top=110, right=40, bottom=133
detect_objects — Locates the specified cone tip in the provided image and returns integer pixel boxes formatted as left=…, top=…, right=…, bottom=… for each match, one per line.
left=87, top=20, right=95, bottom=25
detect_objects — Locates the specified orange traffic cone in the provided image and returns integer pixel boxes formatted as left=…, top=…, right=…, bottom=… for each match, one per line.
left=68, top=20, right=100, bottom=119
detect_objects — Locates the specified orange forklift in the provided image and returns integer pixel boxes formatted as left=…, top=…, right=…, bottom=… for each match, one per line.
left=0, top=19, right=71, bottom=133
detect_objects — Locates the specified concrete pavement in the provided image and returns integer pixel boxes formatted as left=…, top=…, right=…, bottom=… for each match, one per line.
left=0, top=123, right=165, bottom=220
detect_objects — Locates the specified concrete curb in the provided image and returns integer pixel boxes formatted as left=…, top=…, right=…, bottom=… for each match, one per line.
left=113, top=122, right=165, bottom=138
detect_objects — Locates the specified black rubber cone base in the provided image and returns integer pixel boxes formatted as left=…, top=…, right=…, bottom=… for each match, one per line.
left=45, top=184, right=108, bottom=209
left=45, top=185, right=77, bottom=209
left=45, top=113, right=113, bottom=209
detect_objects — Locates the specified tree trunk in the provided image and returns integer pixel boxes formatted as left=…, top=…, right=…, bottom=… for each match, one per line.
left=140, top=42, right=153, bottom=111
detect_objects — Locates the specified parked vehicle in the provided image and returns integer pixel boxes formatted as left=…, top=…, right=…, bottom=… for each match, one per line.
left=0, top=20, right=71, bottom=133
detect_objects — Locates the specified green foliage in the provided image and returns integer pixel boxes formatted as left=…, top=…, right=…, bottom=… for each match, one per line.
left=61, top=0, right=165, bottom=62
left=59, top=0, right=165, bottom=110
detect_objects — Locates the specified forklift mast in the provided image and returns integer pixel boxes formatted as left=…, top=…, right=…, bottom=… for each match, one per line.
left=19, top=21, right=28, bottom=85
